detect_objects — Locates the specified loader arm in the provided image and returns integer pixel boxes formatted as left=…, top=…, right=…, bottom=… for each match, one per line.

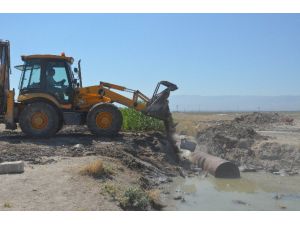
left=98, top=82, right=149, bottom=111
left=97, top=81, right=178, bottom=122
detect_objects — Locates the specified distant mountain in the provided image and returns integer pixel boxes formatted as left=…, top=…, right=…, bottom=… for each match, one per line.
left=169, top=95, right=300, bottom=112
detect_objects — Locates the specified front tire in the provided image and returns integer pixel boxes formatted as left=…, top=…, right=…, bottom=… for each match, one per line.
left=19, top=102, right=59, bottom=138
left=87, top=103, right=123, bottom=137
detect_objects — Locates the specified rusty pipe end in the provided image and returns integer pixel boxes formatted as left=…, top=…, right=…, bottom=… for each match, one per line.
left=192, top=151, right=240, bottom=179
left=215, top=161, right=240, bottom=178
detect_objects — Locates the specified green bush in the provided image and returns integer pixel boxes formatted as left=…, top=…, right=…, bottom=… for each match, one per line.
left=119, top=187, right=150, bottom=211
left=121, top=108, right=164, bottom=132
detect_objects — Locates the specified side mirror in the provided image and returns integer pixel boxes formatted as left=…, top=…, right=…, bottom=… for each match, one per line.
left=74, top=68, right=78, bottom=73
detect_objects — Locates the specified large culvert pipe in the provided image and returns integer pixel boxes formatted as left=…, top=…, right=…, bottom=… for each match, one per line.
left=191, top=151, right=240, bottom=178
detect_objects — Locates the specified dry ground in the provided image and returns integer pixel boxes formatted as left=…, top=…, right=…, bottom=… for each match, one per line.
left=0, top=125, right=183, bottom=210
left=0, top=156, right=127, bottom=210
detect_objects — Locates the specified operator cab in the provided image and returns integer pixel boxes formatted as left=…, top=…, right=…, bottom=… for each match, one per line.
left=15, top=54, right=77, bottom=104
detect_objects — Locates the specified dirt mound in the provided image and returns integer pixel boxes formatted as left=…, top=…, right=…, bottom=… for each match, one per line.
left=196, top=119, right=300, bottom=174
left=254, top=142, right=300, bottom=173
left=197, top=122, right=265, bottom=166
left=234, top=112, right=294, bottom=127
left=234, top=112, right=281, bottom=125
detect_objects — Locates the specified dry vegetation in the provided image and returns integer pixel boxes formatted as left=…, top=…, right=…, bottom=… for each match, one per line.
left=102, top=181, right=164, bottom=210
left=80, top=160, right=114, bottom=179
left=3, top=202, right=12, bottom=208
left=172, top=112, right=238, bottom=136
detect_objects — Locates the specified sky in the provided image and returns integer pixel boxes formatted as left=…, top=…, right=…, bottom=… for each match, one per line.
left=1, top=14, right=300, bottom=97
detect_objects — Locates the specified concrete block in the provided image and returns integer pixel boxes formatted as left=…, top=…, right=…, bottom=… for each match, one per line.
left=0, top=161, right=24, bottom=174
left=180, top=138, right=197, bottom=151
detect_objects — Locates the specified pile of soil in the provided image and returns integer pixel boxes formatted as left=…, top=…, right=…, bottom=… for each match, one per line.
left=196, top=114, right=300, bottom=174
left=234, top=112, right=281, bottom=125
left=234, top=112, right=294, bottom=128
left=253, top=142, right=300, bottom=173
left=197, top=121, right=266, bottom=167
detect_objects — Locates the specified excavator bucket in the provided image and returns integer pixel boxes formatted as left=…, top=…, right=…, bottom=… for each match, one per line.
left=143, top=81, right=178, bottom=131
left=143, top=81, right=179, bottom=154
left=0, top=40, right=10, bottom=115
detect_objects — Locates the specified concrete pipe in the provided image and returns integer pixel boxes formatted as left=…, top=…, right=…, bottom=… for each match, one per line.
left=191, top=151, right=240, bottom=178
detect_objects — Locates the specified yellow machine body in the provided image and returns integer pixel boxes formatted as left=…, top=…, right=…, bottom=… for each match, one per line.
left=0, top=42, right=177, bottom=137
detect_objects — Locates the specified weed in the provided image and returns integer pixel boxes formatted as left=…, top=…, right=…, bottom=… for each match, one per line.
left=147, top=189, right=160, bottom=203
left=147, top=189, right=165, bottom=210
left=3, top=202, right=12, bottom=208
left=104, top=183, right=118, bottom=199
left=119, top=186, right=150, bottom=211
left=80, top=160, right=114, bottom=179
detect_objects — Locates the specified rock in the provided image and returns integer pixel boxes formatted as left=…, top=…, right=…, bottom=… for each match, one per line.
left=173, top=195, right=183, bottom=200
left=239, top=165, right=257, bottom=172
left=0, top=161, right=24, bottom=174
left=232, top=200, right=249, bottom=205
left=278, top=169, right=288, bottom=176
left=73, top=144, right=83, bottom=149
left=273, top=193, right=282, bottom=200
left=280, top=205, right=287, bottom=210
left=180, top=149, right=192, bottom=159
left=179, top=131, right=187, bottom=135
left=191, top=167, right=202, bottom=172
left=287, top=171, right=298, bottom=176
left=180, top=138, right=197, bottom=151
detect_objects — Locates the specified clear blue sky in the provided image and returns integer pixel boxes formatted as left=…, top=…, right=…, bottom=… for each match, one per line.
left=1, top=14, right=300, bottom=97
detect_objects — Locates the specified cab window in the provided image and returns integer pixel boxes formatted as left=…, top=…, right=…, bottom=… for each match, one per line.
left=20, top=61, right=41, bottom=90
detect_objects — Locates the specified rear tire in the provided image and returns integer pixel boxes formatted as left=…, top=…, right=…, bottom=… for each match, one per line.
left=87, top=103, right=123, bottom=137
left=19, top=102, right=59, bottom=138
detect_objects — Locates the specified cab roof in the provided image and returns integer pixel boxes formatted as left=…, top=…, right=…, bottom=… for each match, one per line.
left=21, top=54, right=74, bottom=64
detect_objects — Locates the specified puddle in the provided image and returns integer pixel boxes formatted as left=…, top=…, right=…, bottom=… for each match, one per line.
left=163, top=172, right=300, bottom=210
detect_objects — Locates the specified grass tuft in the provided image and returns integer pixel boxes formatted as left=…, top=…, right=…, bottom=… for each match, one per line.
left=147, top=189, right=165, bottom=210
left=121, top=108, right=164, bottom=132
left=119, top=187, right=150, bottom=211
left=80, top=160, right=114, bottom=179
left=104, top=183, right=118, bottom=200
left=3, top=202, right=12, bottom=208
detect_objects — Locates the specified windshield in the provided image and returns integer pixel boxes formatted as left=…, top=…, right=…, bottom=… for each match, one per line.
left=19, top=61, right=41, bottom=90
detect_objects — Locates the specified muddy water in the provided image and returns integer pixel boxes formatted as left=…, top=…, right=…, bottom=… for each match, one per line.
left=163, top=172, right=300, bottom=210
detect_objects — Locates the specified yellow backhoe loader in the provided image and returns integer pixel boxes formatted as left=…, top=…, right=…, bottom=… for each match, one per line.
left=0, top=40, right=177, bottom=137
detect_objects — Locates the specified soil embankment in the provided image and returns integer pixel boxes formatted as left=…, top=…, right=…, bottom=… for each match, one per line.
left=195, top=112, right=300, bottom=174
